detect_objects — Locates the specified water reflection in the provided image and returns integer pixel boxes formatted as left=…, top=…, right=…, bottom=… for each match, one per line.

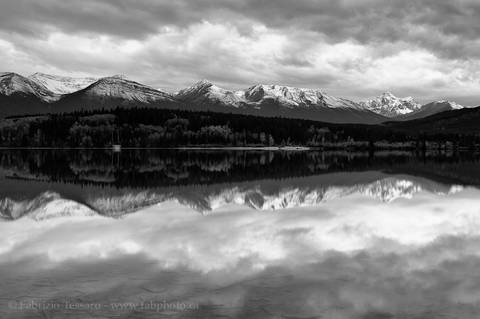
left=2, top=149, right=480, bottom=188
left=1, top=150, right=479, bottom=218
left=1, top=150, right=480, bottom=318
left=2, top=191, right=480, bottom=318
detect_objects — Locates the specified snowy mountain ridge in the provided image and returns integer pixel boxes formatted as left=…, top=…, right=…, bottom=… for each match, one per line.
left=0, top=177, right=463, bottom=220
left=0, top=72, right=58, bottom=102
left=0, top=192, right=97, bottom=221
left=435, top=100, right=463, bottom=110
left=177, top=80, right=365, bottom=110
left=176, top=80, right=245, bottom=107
left=396, top=100, right=465, bottom=121
left=0, top=72, right=467, bottom=121
left=79, top=76, right=175, bottom=103
left=244, top=84, right=367, bottom=109
left=28, top=72, right=98, bottom=94
left=360, top=92, right=422, bottom=117
left=194, top=177, right=462, bottom=213
left=2, top=72, right=174, bottom=104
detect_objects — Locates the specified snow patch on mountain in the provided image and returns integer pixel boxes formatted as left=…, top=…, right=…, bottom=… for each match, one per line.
left=243, top=84, right=364, bottom=109
left=0, top=192, right=97, bottom=221
left=0, top=176, right=465, bottom=220
left=28, top=72, right=97, bottom=94
left=177, top=80, right=365, bottom=110
left=176, top=80, right=245, bottom=107
left=87, top=191, right=169, bottom=218
left=396, top=100, right=465, bottom=121
left=360, top=92, right=422, bottom=117
left=0, top=72, right=58, bottom=102
left=178, top=177, right=463, bottom=213
left=81, top=76, right=175, bottom=103
left=435, top=100, right=464, bottom=110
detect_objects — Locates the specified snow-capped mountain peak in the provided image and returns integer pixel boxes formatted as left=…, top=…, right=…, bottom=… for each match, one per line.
left=0, top=175, right=462, bottom=219
left=110, top=74, right=127, bottom=80
left=0, top=191, right=97, bottom=221
left=0, top=72, right=57, bottom=102
left=244, top=84, right=323, bottom=106
left=81, top=76, right=174, bottom=103
left=396, top=99, right=465, bottom=121
left=28, top=72, right=97, bottom=95
left=176, top=80, right=246, bottom=107
left=188, top=79, right=227, bottom=95
left=176, top=81, right=367, bottom=111
left=360, top=92, right=422, bottom=117
left=436, top=100, right=463, bottom=110
left=195, top=79, right=214, bottom=87
left=174, top=80, right=386, bottom=123
left=242, top=84, right=366, bottom=110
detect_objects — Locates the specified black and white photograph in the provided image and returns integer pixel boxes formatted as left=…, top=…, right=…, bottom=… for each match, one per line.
left=1, top=0, right=480, bottom=318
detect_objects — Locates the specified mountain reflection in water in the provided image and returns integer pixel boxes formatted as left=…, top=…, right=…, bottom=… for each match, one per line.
left=1, top=150, right=480, bottom=318
left=0, top=149, right=478, bottom=218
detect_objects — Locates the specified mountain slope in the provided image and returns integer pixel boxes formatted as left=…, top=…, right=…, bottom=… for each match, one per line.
left=1, top=73, right=183, bottom=117
left=387, top=105, right=480, bottom=134
left=29, top=72, right=97, bottom=94
left=177, top=81, right=387, bottom=124
left=0, top=72, right=58, bottom=116
left=176, top=80, right=245, bottom=108
left=0, top=72, right=57, bottom=102
left=0, top=191, right=97, bottom=221
left=0, top=173, right=461, bottom=218
left=175, top=174, right=458, bottom=213
left=243, top=84, right=366, bottom=110
left=360, top=92, right=421, bottom=117
left=1, top=72, right=466, bottom=124
left=394, top=100, right=464, bottom=121
left=53, top=75, right=180, bottom=113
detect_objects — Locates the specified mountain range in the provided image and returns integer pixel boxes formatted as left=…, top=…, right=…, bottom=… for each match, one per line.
left=28, top=72, right=98, bottom=94
left=0, top=72, right=471, bottom=124
left=359, top=92, right=421, bottom=117
left=0, top=173, right=463, bottom=219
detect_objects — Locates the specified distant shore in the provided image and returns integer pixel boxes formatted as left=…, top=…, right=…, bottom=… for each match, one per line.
left=0, top=144, right=478, bottom=152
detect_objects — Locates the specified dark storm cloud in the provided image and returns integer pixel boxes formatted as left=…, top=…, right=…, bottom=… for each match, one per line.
left=0, top=0, right=479, bottom=103
left=0, top=0, right=247, bottom=39
left=0, top=0, right=184, bottom=39
left=235, top=0, right=480, bottom=59
left=1, top=0, right=479, bottom=57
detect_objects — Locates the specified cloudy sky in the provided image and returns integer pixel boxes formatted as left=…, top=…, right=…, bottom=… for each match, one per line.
left=0, top=0, right=479, bottom=104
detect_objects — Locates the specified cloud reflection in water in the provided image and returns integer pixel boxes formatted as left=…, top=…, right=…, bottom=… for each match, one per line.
left=2, top=188, right=480, bottom=318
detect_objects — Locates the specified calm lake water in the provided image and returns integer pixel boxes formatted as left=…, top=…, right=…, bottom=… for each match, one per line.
left=2, top=149, right=480, bottom=318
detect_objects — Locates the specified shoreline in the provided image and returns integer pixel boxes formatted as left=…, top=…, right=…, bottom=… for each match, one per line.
left=0, top=146, right=478, bottom=152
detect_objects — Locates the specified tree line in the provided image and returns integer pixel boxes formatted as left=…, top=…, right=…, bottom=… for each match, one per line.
left=0, top=107, right=479, bottom=149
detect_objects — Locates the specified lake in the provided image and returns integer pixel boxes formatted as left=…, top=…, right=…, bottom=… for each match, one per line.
left=2, top=149, right=480, bottom=318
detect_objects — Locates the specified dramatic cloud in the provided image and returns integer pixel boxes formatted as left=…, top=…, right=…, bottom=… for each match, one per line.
left=0, top=0, right=479, bottom=104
